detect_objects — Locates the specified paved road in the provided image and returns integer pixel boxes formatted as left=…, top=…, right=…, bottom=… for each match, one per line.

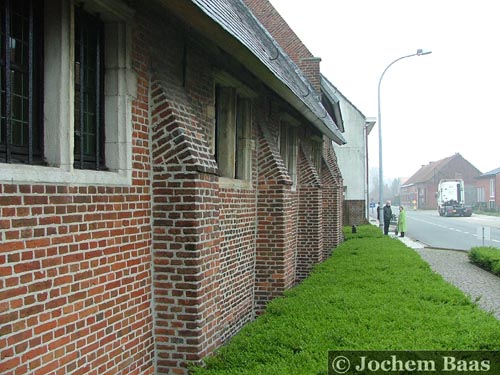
left=404, top=210, right=500, bottom=250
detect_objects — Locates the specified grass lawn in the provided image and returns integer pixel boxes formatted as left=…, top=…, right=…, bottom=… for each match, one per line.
left=190, top=226, right=500, bottom=375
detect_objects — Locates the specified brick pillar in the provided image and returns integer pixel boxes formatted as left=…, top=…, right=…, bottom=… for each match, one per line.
left=254, top=124, right=297, bottom=313
left=296, top=147, right=323, bottom=281
left=150, top=82, right=221, bottom=374
left=322, top=144, right=344, bottom=257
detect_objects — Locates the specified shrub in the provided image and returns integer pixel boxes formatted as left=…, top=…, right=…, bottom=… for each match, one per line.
left=342, top=224, right=383, bottom=241
left=469, top=246, right=500, bottom=277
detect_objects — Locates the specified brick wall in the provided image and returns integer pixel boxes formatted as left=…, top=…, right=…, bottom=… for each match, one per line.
left=149, top=81, right=222, bottom=373
left=242, top=0, right=322, bottom=93
left=254, top=123, right=298, bottom=313
left=0, top=2, right=347, bottom=374
left=0, top=7, right=154, bottom=374
left=343, top=200, right=367, bottom=226
left=296, top=147, right=323, bottom=281
left=242, top=0, right=312, bottom=66
left=322, top=144, right=344, bottom=255
left=218, top=185, right=256, bottom=341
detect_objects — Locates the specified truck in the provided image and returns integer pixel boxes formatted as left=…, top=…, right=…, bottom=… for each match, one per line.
left=436, top=179, right=472, bottom=217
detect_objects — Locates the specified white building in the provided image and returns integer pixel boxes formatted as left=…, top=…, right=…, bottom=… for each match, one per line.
left=321, top=75, right=375, bottom=225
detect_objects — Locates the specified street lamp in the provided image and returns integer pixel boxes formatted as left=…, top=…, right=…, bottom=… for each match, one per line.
left=378, top=49, right=431, bottom=229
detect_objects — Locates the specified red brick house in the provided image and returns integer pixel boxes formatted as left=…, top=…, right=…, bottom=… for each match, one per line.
left=0, top=1, right=346, bottom=374
left=400, top=153, right=481, bottom=210
left=476, top=167, right=500, bottom=209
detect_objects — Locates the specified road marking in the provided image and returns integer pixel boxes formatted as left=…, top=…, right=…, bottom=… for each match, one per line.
left=409, top=215, right=500, bottom=244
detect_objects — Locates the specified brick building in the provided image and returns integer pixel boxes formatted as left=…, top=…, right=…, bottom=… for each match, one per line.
left=244, top=0, right=374, bottom=227
left=0, top=0, right=346, bottom=374
left=400, top=153, right=482, bottom=210
left=476, top=167, right=500, bottom=209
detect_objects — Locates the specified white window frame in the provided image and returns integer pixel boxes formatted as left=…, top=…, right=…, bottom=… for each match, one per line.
left=0, top=0, right=136, bottom=186
left=490, top=178, right=495, bottom=198
left=477, top=186, right=485, bottom=203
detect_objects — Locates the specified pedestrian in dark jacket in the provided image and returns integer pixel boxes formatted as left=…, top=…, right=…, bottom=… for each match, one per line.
left=383, top=200, right=392, bottom=235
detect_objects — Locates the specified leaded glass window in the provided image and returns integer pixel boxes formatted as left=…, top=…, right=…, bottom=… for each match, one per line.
left=74, top=7, right=105, bottom=170
left=0, top=0, right=43, bottom=164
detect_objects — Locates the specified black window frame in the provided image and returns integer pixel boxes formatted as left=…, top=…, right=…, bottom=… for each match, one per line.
left=0, top=0, right=44, bottom=165
left=74, top=6, right=105, bottom=170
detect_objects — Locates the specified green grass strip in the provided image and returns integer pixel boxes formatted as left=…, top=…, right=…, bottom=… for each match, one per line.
left=469, top=246, right=500, bottom=277
left=191, top=226, right=500, bottom=375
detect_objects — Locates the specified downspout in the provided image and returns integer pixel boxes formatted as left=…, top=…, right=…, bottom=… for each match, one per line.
left=365, top=123, right=370, bottom=220
left=252, top=126, right=259, bottom=319
left=147, top=64, right=158, bottom=374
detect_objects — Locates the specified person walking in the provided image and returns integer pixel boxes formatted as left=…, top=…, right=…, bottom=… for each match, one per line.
left=383, top=200, right=392, bottom=235
left=397, top=205, right=407, bottom=237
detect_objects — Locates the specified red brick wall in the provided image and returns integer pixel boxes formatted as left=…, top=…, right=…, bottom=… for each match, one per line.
left=0, top=9, right=154, bottom=375
left=296, top=147, right=323, bottom=281
left=475, top=175, right=500, bottom=208
left=343, top=200, right=367, bottom=226
left=149, top=82, right=222, bottom=373
left=254, top=122, right=298, bottom=313
left=218, top=186, right=256, bottom=342
left=0, top=3, right=347, bottom=374
left=243, top=0, right=313, bottom=66
left=243, top=0, right=322, bottom=93
left=322, top=145, right=344, bottom=255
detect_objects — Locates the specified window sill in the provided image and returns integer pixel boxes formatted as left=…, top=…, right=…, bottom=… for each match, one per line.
left=0, top=163, right=132, bottom=186
left=218, top=177, right=253, bottom=190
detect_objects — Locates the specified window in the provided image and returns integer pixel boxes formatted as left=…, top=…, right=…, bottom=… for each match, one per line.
left=74, top=7, right=105, bottom=170
left=477, top=186, right=485, bottom=203
left=235, top=97, right=251, bottom=180
left=0, top=0, right=135, bottom=185
left=0, top=0, right=43, bottom=164
left=279, top=119, right=298, bottom=187
left=310, top=136, right=323, bottom=173
left=214, top=74, right=253, bottom=181
left=490, top=178, right=495, bottom=198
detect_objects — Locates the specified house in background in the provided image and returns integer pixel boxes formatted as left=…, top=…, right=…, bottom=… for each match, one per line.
left=324, top=77, right=376, bottom=225
left=476, top=167, right=500, bottom=209
left=400, top=153, right=482, bottom=209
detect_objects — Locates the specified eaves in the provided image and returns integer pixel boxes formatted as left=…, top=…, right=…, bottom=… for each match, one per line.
left=155, top=0, right=346, bottom=144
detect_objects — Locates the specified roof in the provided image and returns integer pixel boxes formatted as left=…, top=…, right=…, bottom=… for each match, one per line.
left=478, top=166, right=500, bottom=177
left=402, top=155, right=454, bottom=186
left=188, top=0, right=346, bottom=144
left=320, top=75, right=344, bottom=132
left=402, top=153, right=483, bottom=187
left=321, top=74, right=368, bottom=120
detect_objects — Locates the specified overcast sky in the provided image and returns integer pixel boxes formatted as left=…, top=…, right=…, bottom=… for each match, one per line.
left=269, top=0, right=499, bottom=181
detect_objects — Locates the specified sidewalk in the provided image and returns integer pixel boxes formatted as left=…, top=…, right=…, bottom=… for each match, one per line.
left=368, top=217, right=425, bottom=249
left=368, top=217, right=500, bottom=319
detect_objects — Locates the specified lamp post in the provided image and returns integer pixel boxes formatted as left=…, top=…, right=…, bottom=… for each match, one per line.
left=378, top=49, right=431, bottom=228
